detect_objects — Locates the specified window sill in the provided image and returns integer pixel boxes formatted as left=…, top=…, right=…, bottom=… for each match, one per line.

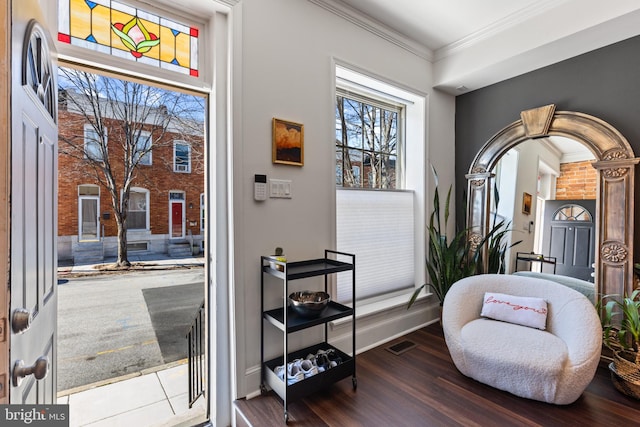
left=330, top=289, right=431, bottom=327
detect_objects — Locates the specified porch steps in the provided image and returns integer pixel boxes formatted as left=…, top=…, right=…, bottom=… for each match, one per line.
left=168, top=242, right=193, bottom=258
left=74, top=241, right=104, bottom=265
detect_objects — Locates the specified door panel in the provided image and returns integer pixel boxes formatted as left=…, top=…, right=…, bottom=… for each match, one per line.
left=171, top=201, right=184, bottom=238
left=10, top=2, right=58, bottom=403
left=542, top=200, right=595, bottom=282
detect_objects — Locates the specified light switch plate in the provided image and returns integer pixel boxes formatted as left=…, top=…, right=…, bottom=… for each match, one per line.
left=269, top=179, right=292, bottom=198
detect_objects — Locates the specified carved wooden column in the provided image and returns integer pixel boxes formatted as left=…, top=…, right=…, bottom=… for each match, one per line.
left=466, top=169, right=493, bottom=271
left=592, top=154, right=639, bottom=297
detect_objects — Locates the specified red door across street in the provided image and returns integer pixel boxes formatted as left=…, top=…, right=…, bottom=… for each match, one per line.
left=171, top=201, right=184, bottom=238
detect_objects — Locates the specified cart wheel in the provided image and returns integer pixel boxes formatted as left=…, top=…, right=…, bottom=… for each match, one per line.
left=284, top=411, right=289, bottom=423
left=259, top=384, right=267, bottom=395
left=352, top=377, right=358, bottom=390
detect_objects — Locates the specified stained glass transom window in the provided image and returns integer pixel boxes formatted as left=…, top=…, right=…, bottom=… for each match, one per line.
left=58, top=0, right=199, bottom=77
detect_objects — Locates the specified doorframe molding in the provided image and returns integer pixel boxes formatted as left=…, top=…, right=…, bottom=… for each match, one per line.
left=466, top=104, right=640, bottom=299
left=0, top=0, right=9, bottom=405
left=169, top=191, right=186, bottom=240
left=78, top=195, right=101, bottom=241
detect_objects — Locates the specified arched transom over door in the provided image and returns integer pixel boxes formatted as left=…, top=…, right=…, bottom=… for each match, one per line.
left=466, top=104, right=639, bottom=299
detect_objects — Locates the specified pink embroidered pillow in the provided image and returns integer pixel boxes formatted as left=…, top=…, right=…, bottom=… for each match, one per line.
left=481, top=292, right=548, bottom=330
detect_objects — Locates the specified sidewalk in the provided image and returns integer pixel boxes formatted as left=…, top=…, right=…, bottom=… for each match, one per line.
left=58, top=361, right=207, bottom=427
left=58, top=253, right=205, bottom=276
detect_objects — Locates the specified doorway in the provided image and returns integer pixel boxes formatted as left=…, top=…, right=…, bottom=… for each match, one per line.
left=7, top=2, right=235, bottom=424
left=541, top=200, right=596, bottom=282
left=56, top=66, right=207, bottom=400
left=170, top=192, right=186, bottom=239
left=79, top=194, right=100, bottom=241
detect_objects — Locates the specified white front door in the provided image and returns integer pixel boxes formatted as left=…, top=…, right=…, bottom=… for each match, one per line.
left=10, top=0, right=58, bottom=403
left=79, top=196, right=100, bottom=241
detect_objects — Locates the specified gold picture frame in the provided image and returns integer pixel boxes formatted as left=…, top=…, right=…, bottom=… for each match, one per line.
left=522, top=192, right=532, bottom=215
left=272, top=118, right=304, bottom=166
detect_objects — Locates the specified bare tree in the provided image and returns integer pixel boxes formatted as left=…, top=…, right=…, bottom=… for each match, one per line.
left=336, top=96, right=397, bottom=189
left=58, top=67, right=204, bottom=267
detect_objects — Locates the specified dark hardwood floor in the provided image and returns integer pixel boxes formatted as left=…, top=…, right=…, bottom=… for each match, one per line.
left=234, top=323, right=640, bottom=426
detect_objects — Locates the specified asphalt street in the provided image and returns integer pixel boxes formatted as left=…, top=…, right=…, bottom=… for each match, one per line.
left=57, top=267, right=204, bottom=392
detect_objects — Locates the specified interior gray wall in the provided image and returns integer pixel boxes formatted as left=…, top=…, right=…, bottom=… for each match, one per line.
left=455, top=34, right=640, bottom=260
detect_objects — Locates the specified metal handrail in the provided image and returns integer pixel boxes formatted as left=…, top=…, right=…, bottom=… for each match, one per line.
left=187, top=300, right=205, bottom=408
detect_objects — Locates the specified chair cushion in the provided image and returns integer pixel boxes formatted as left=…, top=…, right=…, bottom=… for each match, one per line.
left=460, top=318, right=568, bottom=402
left=512, top=271, right=595, bottom=303
left=480, top=292, right=548, bottom=330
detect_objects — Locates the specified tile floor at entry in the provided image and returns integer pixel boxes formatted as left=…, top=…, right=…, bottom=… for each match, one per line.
left=57, top=362, right=207, bottom=427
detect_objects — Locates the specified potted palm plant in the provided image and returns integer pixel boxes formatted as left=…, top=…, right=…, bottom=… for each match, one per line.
left=408, top=169, right=520, bottom=309
left=408, top=167, right=476, bottom=308
left=600, top=289, right=640, bottom=399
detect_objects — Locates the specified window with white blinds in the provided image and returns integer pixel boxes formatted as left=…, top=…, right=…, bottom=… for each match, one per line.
left=336, top=189, right=415, bottom=303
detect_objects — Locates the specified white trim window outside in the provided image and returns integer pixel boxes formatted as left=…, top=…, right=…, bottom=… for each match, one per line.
left=128, top=188, right=149, bottom=230
left=84, top=124, right=105, bottom=161
left=174, top=140, right=191, bottom=173
left=135, top=131, right=152, bottom=165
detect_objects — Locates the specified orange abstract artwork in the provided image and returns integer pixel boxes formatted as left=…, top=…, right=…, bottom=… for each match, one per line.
left=272, top=118, right=304, bottom=166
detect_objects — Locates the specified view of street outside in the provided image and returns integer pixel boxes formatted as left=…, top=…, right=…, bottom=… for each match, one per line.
left=55, top=66, right=207, bottom=394
left=57, top=261, right=204, bottom=392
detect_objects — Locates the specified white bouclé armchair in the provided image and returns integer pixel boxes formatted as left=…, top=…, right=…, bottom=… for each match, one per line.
left=442, top=274, right=602, bottom=405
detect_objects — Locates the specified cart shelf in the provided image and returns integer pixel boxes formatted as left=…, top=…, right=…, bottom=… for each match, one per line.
left=263, top=258, right=354, bottom=280
left=263, top=342, right=354, bottom=403
left=263, top=301, right=353, bottom=333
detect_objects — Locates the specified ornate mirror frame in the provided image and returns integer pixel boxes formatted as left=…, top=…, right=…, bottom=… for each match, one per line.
left=466, top=104, right=640, bottom=298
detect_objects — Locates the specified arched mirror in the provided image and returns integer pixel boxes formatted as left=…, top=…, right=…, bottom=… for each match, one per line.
left=490, top=137, right=597, bottom=285
left=466, top=104, right=639, bottom=300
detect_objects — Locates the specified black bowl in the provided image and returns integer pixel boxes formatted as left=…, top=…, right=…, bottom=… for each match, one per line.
left=289, top=291, right=330, bottom=318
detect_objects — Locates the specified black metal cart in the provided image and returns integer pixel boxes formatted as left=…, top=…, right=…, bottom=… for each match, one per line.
left=260, top=250, right=356, bottom=423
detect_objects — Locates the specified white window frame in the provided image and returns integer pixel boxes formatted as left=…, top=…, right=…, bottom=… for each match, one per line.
left=84, top=124, right=106, bottom=161
left=126, top=187, right=150, bottom=231
left=334, top=64, right=426, bottom=307
left=200, top=193, right=205, bottom=250
left=135, top=131, right=152, bottom=166
left=174, top=140, right=192, bottom=173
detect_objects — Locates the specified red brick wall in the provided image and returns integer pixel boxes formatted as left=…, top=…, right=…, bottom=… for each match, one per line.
left=555, top=160, right=597, bottom=200
left=58, top=110, right=205, bottom=237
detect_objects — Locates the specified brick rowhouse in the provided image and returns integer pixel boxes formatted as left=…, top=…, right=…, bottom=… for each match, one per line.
left=57, top=105, right=205, bottom=259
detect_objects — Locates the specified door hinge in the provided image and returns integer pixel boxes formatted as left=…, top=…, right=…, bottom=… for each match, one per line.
left=0, top=374, right=6, bottom=398
left=0, top=318, right=5, bottom=342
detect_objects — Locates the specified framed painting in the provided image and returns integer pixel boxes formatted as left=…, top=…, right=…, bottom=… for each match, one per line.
left=522, top=192, right=532, bottom=215
left=272, top=118, right=304, bottom=166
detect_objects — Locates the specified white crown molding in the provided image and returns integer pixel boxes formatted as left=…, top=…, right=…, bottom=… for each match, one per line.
left=434, top=0, right=570, bottom=62
left=215, top=0, right=240, bottom=7
left=561, top=151, right=596, bottom=164
left=539, top=137, right=563, bottom=159
left=308, top=0, right=433, bottom=61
